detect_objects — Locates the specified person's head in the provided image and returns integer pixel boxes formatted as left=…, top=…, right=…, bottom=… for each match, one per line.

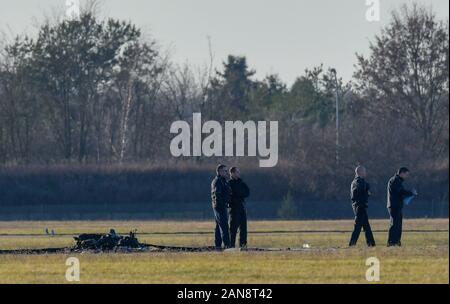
left=397, top=167, right=410, bottom=180
left=229, top=167, right=241, bottom=180
left=355, top=165, right=367, bottom=178
left=216, top=164, right=228, bottom=178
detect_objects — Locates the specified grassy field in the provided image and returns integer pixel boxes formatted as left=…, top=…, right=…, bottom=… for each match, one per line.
left=0, top=219, right=448, bottom=284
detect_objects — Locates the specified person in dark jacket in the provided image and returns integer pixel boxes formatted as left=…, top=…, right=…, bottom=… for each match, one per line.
left=211, top=164, right=232, bottom=249
left=387, top=167, right=417, bottom=247
left=349, top=166, right=376, bottom=247
left=228, top=167, right=250, bottom=249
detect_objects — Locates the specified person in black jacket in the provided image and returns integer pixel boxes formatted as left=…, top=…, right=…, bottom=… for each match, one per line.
left=387, top=167, right=417, bottom=247
left=349, top=166, right=376, bottom=247
left=228, top=167, right=250, bottom=249
left=211, top=164, right=232, bottom=249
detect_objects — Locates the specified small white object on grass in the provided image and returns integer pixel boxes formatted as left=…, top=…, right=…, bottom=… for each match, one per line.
left=224, top=248, right=240, bottom=252
left=303, top=244, right=311, bottom=249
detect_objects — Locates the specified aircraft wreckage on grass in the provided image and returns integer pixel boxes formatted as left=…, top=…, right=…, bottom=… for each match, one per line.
left=0, top=229, right=321, bottom=255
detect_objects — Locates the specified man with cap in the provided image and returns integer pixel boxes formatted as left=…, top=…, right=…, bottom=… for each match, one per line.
left=349, top=165, right=376, bottom=247
left=211, top=164, right=232, bottom=249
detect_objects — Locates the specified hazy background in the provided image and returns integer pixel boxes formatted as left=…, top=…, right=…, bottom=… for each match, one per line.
left=1, top=0, right=449, bottom=84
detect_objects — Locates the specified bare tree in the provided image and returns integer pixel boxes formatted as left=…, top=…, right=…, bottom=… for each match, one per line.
left=355, top=3, right=449, bottom=156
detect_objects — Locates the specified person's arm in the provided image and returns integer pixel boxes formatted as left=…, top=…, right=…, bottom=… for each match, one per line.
left=224, top=181, right=232, bottom=205
left=367, top=182, right=371, bottom=196
left=393, top=179, right=413, bottom=198
left=218, top=180, right=229, bottom=206
left=241, top=181, right=250, bottom=198
left=351, top=180, right=362, bottom=203
left=213, top=179, right=224, bottom=207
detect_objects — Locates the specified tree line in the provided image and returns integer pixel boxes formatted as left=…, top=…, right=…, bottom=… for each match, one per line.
left=0, top=3, right=448, bottom=202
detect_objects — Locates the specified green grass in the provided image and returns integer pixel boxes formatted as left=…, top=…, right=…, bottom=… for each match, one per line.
left=0, top=219, right=448, bottom=284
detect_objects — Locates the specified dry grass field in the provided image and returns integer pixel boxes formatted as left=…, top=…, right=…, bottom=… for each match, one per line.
left=0, top=219, right=448, bottom=284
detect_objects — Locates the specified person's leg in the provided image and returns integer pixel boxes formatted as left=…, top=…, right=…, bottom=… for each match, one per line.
left=361, top=209, right=376, bottom=246
left=217, top=208, right=230, bottom=248
left=214, top=209, right=223, bottom=248
left=349, top=205, right=363, bottom=246
left=229, top=208, right=239, bottom=248
left=397, top=209, right=403, bottom=246
left=388, top=208, right=402, bottom=246
left=239, top=207, right=248, bottom=248
left=387, top=208, right=396, bottom=246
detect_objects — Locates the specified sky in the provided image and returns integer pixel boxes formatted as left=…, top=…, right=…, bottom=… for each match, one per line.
left=0, top=0, right=448, bottom=85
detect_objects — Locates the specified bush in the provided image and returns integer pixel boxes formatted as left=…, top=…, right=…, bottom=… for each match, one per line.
left=277, top=191, right=299, bottom=220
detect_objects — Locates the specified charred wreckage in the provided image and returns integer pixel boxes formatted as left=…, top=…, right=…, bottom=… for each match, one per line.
left=0, top=229, right=309, bottom=255
left=0, top=229, right=220, bottom=254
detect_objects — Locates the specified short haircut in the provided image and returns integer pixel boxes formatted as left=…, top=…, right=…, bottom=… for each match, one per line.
left=216, top=164, right=227, bottom=174
left=355, top=165, right=366, bottom=176
left=229, top=167, right=238, bottom=174
left=398, top=167, right=410, bottom=175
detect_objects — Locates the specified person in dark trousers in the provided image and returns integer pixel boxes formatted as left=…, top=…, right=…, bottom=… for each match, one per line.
left=387, top=167, right=417, bottom=247
left=228, top=167, right=250, bottom=249
left=211, top=164, right=232, bottom=249
left=349, top=166, right=376, bottom=247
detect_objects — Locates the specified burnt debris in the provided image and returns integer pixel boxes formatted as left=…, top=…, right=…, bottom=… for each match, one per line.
left=74, top=229, right=142, bottom=251
left=0, top=229, right=305, bottom=254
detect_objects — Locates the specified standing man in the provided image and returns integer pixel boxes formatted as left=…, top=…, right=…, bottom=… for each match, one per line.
left=387, top=167, right=417, bottom=247
left=349, top=166, right=376, bottom=247
left=211, top=164, right=232, bottom=249
left=228, top=167, right=250, bottom=249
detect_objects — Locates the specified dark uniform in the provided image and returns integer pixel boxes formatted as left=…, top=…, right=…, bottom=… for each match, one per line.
left=211, top=175, right=232, bottom=248
left=349, top=176, right=376, bottom=247
left=228, top=178, right=250, bottom=248
left=387, top=175, right=413, bottom=246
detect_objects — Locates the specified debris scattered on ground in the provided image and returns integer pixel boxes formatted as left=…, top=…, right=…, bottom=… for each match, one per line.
left=73, top=229, right=142, bottom=251
left=0, top=228, right=324, bottom=255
